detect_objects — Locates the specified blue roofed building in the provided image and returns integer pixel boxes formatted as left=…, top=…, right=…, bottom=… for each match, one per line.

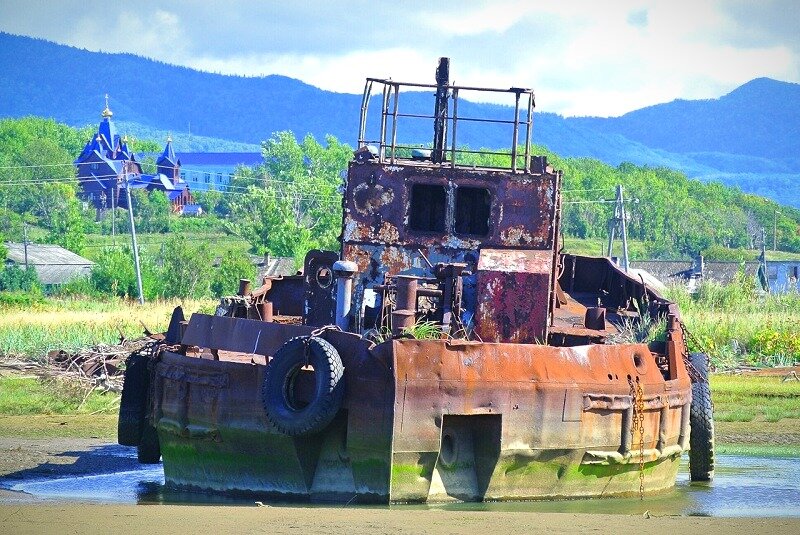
left=178, top=152, right=263, bottom=192
left=75, top=96, right=193, bottom=217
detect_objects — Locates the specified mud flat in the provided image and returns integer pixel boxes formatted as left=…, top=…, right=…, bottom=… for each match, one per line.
left=1, top=503, right=799, bottom=535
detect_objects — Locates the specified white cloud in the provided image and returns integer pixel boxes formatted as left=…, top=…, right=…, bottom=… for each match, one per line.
left=186, top=47, right=435, bottom=93
left=416, top=1, right=538, bottom=36
left=69, top=9, right=188, bottom=61
left=0, top=0, right=798, bottom=117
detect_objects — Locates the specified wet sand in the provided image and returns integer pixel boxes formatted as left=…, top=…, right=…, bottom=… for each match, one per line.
left=1, top=503, right=799, bottom=535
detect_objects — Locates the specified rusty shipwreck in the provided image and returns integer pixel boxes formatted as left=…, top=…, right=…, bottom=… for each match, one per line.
left=119, top=58, right=714, bottom=503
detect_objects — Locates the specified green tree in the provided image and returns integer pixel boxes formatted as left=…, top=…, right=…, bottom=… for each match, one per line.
left=131, top=189, right=171, bottom=233
left=90, top=247, right=161, bottom=300
left=45, top=185, right=86, bottom=253
left=158, top=236, right=213, bottom=298
left=193, top=189, right=225, bottom=216
left=90, top=247, right=139, bottom=298
left=226, top=132, right=349, bottom=263
left=0, top=118, right=90, bottom=249
left=211, top=249, right=257, bottom=297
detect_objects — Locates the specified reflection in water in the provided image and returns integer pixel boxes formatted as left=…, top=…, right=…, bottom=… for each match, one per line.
left=3, top=453, right=799, bottom=517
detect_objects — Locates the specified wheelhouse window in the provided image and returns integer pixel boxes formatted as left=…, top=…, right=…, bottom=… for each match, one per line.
left=454, top=186, right=491, bottom=236
left=409, top=184, right=446, bottom=232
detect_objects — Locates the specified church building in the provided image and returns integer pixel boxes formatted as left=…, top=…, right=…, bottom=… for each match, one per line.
left=74, top=97, right=193, bottom=217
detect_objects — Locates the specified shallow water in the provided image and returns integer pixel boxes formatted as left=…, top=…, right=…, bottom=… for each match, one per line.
left=2, top=452, right=799, bottom=517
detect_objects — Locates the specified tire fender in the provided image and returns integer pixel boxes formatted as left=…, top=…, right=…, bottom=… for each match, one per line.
left=262, top=336, right=345, bottom=436
left=689, top=352, right=715, bottom=482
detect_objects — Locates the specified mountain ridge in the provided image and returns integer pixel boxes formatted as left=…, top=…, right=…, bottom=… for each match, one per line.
left=1, top=32, right=798, bottom=207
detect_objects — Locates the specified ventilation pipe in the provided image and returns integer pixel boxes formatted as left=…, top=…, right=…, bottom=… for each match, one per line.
left=333, top=260, right=359, bottom=330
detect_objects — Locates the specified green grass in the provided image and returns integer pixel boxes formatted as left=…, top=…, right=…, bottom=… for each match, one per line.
left=0, top=376, right=120, bottom=415
left=665, top=281, right=800, bottom=369
left=0, top=297, right=214, bottom=360
left=401, top=321, right=445, bottom=340
left=0, top=414, right=117, bottom=439
left=766, top=251, right=800, bottom=261
left=561, top=236, right=650, bottom=259
left=80, top=231, right=250, bottom=262
left=561, top=235, right=800, bottom=262
left=711, top=375, right=800, bottom=423
left=716, top=443, right=800, bottom=457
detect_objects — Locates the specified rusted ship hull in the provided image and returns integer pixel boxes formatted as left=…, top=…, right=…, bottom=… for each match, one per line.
left=148, top=316, right=690, bottom=503
left=121, top=58, right=713, bottom=503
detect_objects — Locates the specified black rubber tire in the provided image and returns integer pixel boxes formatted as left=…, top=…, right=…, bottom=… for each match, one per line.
left=137, top=423, right=162, bottom=464
left=689, top=351, right=709, bottom=383
left=262, top=336, right=344, bottom=436
left=118, top=351, right=150, bottom=446
left=689, top=352, right=715, bottom=482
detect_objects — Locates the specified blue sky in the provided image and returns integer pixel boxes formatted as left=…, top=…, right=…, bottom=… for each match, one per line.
left=1, top=0, right=797, bottom=117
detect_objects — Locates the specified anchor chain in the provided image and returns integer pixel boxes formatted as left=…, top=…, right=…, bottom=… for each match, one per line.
left=629, top=375, right=646, bottom=500
left=680, top=321, right=711, bottom=383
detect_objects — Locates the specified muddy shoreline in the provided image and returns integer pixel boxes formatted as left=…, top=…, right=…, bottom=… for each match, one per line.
left=1, top=503, right=799, bottom=535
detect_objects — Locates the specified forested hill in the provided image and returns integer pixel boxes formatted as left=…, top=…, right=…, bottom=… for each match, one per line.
left=1, top=116, right=799, bottom=260
left=1, top=32, right=799, bottom=207
left=571, top=78, right=800, bottom=159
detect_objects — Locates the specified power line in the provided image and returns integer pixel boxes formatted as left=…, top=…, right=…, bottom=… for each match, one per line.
left=562, top=199, right=618, bottom=205
left=0, top=176, right=342, bottom=202
left=0, top=164, right=341, bottom=194
left=563, top=198, right=640, bottom=205
left=562, top=188, right=612, bottom=194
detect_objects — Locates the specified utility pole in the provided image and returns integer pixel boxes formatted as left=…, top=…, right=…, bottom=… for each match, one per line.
left=112, top=179, right=117, bottom=246
left=123, top=174, right=145, bottom=304
left=22, top=221, right=29, bottom=270
left=760, top=227, right=769, bottom=294
left=773, top=209, right=780, bottom=252
left=606, top=184, right=630, bottom=272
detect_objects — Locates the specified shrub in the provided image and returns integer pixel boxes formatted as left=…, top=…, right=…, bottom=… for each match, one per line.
left=0, top=264, right=40, bottom=292
left=211, top=249, right=257, bottom=297
left=158, top=236, right=213, bottom=298
left=90, top=247, right=162, bottom=300
left=0, top=289, right=44, bottom=307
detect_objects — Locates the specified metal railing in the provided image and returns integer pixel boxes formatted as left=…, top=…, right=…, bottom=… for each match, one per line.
left=357, top=78, right=535, bottom=173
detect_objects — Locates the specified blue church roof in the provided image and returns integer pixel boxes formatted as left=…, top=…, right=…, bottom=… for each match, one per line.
left=158, top=138, right=178, bottom=166
left=98, top=117, right=117, bottom=151
left=114, top=137, right=133, bottom=160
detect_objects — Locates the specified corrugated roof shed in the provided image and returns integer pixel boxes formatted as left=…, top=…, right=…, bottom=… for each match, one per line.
left=629, top=259, right=760, bottom=286
left=4, top=243, right=94, bottom=285
left=250, top=255, right=299, bottom=281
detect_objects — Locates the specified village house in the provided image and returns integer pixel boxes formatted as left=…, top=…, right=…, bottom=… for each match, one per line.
left=630, top=255, right=800, bottom=294
left=4, top=242, right=94, bottom=287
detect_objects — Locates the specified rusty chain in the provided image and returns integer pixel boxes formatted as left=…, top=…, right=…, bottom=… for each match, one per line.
left=680, top=321, right=709, bottom=383
left=629, top=375, right=646, bottom=500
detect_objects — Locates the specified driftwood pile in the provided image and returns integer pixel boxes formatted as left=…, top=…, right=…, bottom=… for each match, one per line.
left=0, top=337, right=153, bottom=393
